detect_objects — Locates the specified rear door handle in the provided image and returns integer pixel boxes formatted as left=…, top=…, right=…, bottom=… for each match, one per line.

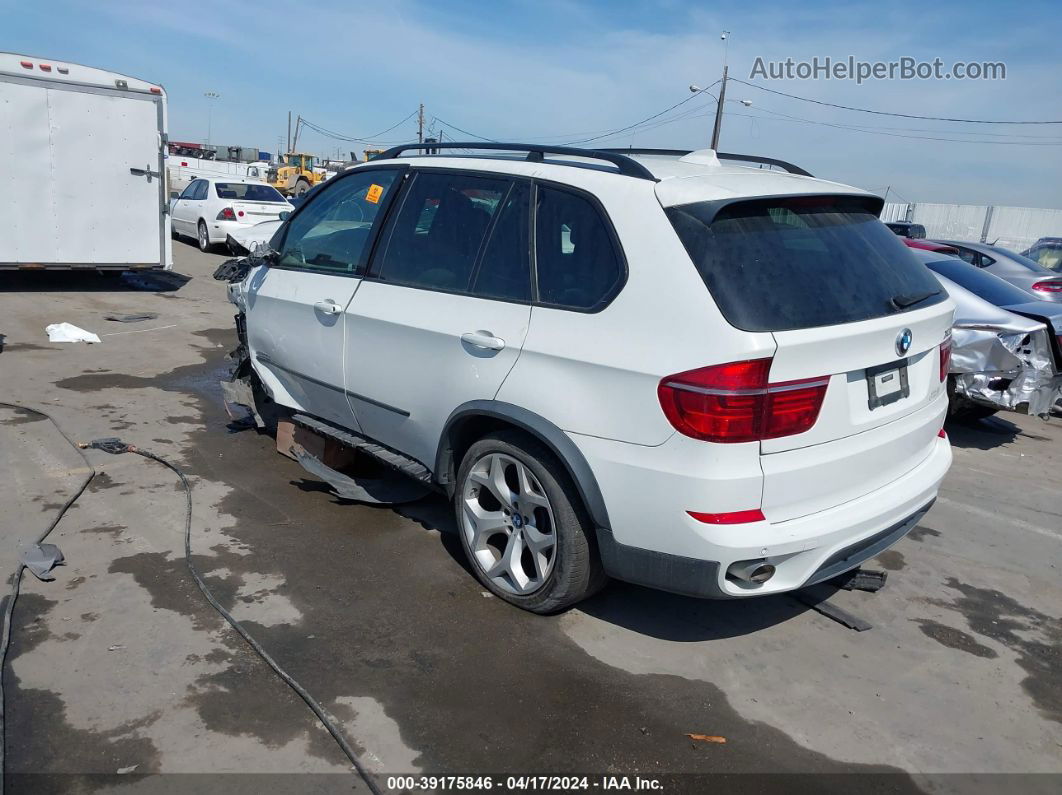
left=461, top=331, right=505, bottom=351
left=314, top=300, right=343, bottom=315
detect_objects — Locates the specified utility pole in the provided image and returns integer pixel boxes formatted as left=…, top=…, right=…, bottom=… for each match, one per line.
left=287, top=111, right=292, bottom=154
left=417, top=103, right=425, bottom=143
left=292, top=115, right=302, bottom=151
left=709, top=31, right=730, bottom=151
left=709, top=65, right=727, bottom=150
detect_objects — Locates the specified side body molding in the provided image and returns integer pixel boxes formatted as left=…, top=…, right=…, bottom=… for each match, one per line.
left=436, top=401, right=612, bottom=531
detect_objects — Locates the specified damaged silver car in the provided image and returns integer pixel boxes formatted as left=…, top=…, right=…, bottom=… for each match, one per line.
left=933, top=273, right=1062, bottom=421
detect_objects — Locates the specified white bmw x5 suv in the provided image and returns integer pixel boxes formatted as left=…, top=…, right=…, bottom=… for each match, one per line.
left=222, top=143, right=954, bottom=613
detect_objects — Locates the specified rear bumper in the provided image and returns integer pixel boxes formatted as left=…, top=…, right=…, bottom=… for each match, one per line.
left=586, top=434, right=952, bottom=599
left=598, top=499, right=934, bottom=599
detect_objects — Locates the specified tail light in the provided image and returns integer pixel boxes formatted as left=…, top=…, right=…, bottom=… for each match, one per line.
left=1031, top=281, right=1062, bottom=294
left=939, top=335, right=952, bottom=382
left=216, top=208, right=236, bottom=220
left=658, top=359, right=829, bottom=443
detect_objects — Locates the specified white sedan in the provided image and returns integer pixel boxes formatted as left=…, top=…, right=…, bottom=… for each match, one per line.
left=171, top=177, right=292, bottom=252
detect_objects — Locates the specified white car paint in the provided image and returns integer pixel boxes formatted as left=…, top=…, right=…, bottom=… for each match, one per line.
left=171, top=176, right=291, bottom=247
left=235, top=148, right=955, bottom=601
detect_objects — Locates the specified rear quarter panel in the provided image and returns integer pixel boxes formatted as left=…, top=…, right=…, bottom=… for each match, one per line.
left=496, top=175, right=774, bottom=447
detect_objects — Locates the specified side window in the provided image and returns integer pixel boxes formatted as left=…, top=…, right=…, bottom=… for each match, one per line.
left=275, top=169, right=399, bottom=274
left=179, top=181, right=198, bottom=200
left=980, top=254, right=996, bottom=267
left=375, top=171, right=509, bottom=291
left=953, top=246, right=978, bottom=266
left=534, top=185, right=623, bottom=311
left=193, top=180, right=209, bottom=200
left=469, top=182, right=531, bottom=302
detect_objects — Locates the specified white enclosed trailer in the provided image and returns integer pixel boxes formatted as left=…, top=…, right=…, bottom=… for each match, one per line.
left=0, top=52, right=171, bottom=270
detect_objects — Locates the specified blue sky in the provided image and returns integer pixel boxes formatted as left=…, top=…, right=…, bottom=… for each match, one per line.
left=5, top=0, right=1061, bottom=207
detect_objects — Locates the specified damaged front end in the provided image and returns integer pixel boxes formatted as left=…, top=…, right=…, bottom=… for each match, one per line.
left=939, top=275, right=1062, bottom=418
left=212, top=254, right=275, bottom=429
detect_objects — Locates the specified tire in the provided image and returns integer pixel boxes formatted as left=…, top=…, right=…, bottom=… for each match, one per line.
left=454, top=430, right=606, bottom=613
left=197, top=220, right=212, bottom=253
left=170, top=224, right=179, bottom=241
left=293, top=179, right=310, bottom=196
left=946, top=376, right=999, bottom=423
left=948, top=399, right=998, bottom=423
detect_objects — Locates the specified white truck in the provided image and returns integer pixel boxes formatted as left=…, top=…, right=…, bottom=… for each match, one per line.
left=0, top=52, right=171, bottom=271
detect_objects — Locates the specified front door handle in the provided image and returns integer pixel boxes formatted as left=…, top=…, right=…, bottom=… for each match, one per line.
left=313, top=300, right=342, bottom=315
left=461, top=331, right=505, bottom=351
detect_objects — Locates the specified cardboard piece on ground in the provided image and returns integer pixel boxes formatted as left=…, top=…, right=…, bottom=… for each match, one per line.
left=276, top=420, right=356, bottom=469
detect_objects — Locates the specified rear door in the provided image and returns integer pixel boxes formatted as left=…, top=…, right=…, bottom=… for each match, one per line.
left=667, top=195, right=954, bottom=521
left=1, top=75, right=164, bottom=267
left=244, top=167, right=403, bottom=429
left=172, top=179, right=205, bottom=234
left=342, top=170, right=533, bottom=468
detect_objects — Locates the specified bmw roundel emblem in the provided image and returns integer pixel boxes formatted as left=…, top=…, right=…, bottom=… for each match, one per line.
left=896, top=328, right=913, bottom=357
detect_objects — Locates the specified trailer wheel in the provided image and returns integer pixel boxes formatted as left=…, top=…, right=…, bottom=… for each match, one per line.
left=197, top=220, right=212, bottom=253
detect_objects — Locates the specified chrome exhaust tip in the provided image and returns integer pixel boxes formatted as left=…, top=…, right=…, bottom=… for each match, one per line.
left=726, top=560, right=776, bottom=585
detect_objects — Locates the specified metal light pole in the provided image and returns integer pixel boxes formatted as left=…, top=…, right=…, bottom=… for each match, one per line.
left=204, top=91, right=220, bottom=145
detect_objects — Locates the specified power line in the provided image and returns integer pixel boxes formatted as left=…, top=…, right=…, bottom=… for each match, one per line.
left=729, top=105, right=1062, bottom=145
left=563, top=81, right=720, bottom=145
left=431, top=116, right=498, bottom=142
left=299, top=110, right=420, bottom=143
left=729, top=78, right=1062, bottom=125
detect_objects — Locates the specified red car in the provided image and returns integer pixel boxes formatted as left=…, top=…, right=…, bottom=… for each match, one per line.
left=902, top=238, right=959, bottom=255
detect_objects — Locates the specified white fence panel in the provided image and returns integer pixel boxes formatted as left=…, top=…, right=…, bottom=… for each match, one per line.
left=880, top=202, right=910, bottom=223
left=909, top=203, right=988, bottom=243
left=985, top=206, right=1062, bottom=252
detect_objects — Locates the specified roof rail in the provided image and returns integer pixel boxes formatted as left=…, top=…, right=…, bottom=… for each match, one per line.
left=371, top=142, right=658, bottom=181
left=598, top=148, right=813, bottom=178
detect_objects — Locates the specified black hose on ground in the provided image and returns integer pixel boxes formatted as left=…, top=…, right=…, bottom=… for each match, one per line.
left=0, top=402, right=97, bottom=795
left=0, top=405, right=382, bottom=794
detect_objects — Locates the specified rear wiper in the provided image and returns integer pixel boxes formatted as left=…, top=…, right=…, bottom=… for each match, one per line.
left=890, top=289, right=940, bottom=310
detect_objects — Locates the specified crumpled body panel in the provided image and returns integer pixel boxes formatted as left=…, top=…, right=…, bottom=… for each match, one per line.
left=939, top=274, right=1062, bottom=417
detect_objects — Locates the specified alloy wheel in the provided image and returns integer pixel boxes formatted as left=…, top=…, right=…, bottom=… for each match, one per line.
left=460, top=452, right=557, bottom=595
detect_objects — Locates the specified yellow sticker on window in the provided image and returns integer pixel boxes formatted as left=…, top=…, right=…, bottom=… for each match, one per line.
left=366, top=184, right=384, bottom=204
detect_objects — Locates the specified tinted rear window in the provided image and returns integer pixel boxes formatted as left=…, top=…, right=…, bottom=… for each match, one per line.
left=666, top=196, right=946, bottom=332
left=215, top=182, right=287, bottom=202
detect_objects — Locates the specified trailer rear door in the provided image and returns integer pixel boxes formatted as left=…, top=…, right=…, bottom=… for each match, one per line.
left=1, top=75, right=165, bottom=269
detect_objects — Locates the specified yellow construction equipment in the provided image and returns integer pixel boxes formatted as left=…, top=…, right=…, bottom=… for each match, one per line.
left=266, top=153, right=326, bottom=197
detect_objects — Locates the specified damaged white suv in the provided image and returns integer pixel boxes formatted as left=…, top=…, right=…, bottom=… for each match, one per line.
left=220, top=144, right=954, bottom=613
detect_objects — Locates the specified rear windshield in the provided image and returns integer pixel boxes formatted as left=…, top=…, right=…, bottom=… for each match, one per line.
left=666, top=196, right=946, bottom=332
left=215, top=182, right=287, bottom=202
left=924, top=257, right=1037, bottom=307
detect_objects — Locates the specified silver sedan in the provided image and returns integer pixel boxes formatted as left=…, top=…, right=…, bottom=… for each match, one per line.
left=937, top=240, right=1062, bottom=303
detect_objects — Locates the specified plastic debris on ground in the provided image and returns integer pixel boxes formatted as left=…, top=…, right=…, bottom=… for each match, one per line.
left=45, top=323, right=101, bottom=344
left=686, top=734, right=727, bottom=744
left=20, top=543, right=65, bottom=581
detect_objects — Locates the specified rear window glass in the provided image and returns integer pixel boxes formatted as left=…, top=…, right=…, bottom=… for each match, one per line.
left=215, top=182, right=287, bottom=202
left=666, top=196, right=946, bottom=332
left=924, top=258, right=1036, bottom=306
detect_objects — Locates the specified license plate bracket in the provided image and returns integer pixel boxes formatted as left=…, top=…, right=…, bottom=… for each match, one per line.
left=866, top=358, right=910, bottom=410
